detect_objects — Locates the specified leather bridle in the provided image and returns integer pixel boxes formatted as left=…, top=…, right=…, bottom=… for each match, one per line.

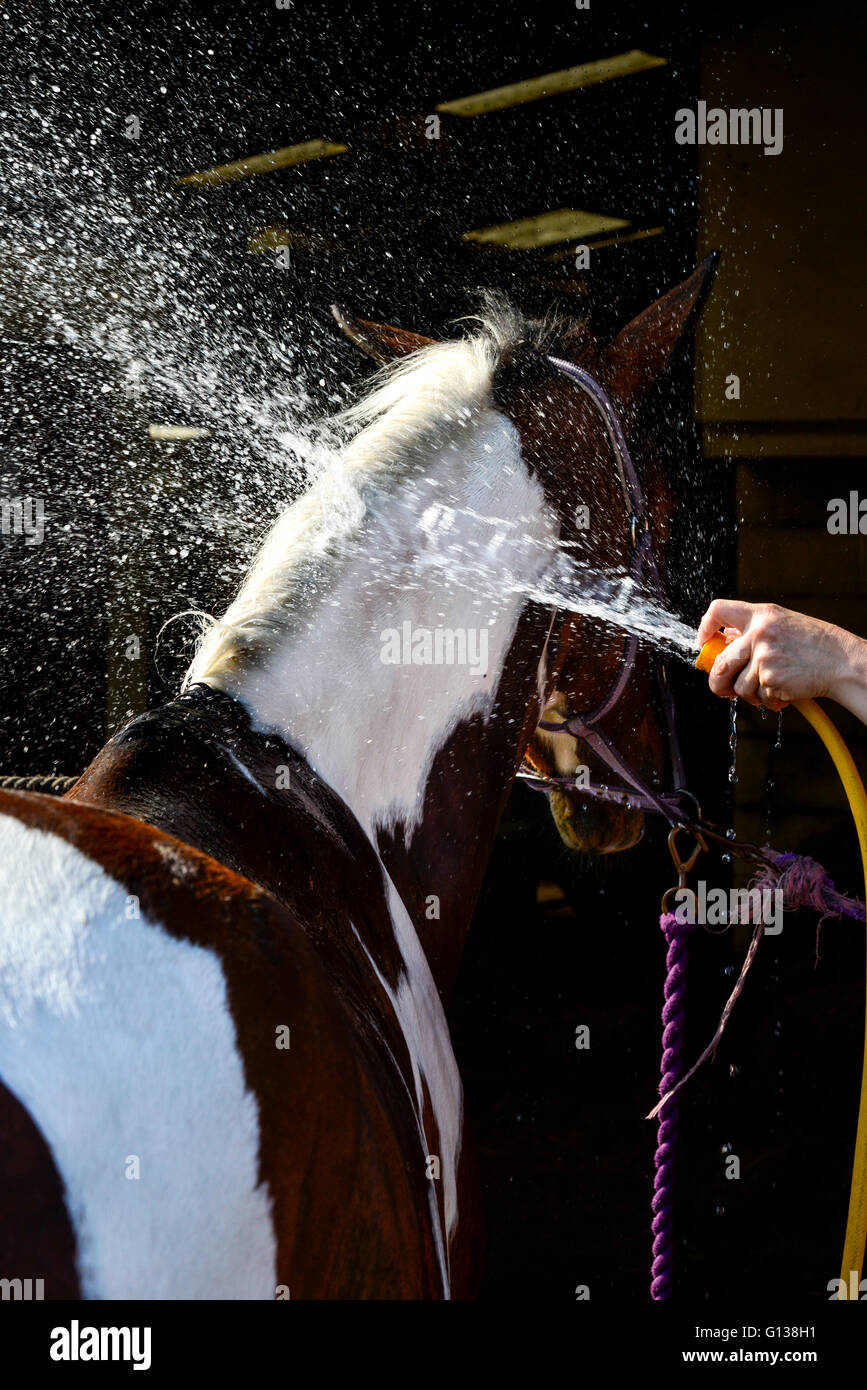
left=518, top=355, right=698, bottom=828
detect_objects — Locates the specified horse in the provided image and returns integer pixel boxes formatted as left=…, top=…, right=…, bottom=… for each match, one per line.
left=0, top=257, right=716, bottom=1300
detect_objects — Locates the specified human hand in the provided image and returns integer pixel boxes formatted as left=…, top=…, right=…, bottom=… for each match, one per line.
left=696, top=599, right=867, bottom=715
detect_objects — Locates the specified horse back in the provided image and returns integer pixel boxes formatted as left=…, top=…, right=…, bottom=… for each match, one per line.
left=0, top=788, right=446, bottom=1298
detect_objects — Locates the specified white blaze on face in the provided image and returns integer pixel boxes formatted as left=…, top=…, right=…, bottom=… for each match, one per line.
left=0, top=815, right=277, bottom=1300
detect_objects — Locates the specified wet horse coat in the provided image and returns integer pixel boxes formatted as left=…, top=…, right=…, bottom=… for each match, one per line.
left=0, top=261, right=716, bottom=1299
left=0, top=690, right=464, bottom=1297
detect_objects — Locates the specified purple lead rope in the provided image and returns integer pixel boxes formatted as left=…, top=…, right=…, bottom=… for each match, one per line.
left=649, top=852, right=864, bottom=1301
left=651, top=911, right=697, bottom=1300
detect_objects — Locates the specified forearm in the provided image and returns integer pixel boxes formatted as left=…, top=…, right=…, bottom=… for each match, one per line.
left=831, top=632, right=867, bottom=724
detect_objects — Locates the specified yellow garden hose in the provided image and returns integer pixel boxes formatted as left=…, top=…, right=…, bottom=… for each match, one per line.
left=697, top=632, right=867, bottom=1289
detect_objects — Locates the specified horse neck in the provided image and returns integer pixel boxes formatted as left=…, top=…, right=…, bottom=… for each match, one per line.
left=219, top=407, right=557, bottom=997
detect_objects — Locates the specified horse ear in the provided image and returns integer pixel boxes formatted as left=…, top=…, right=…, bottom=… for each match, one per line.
left=331, top=304, right=436, bottom=365
left=599, top=252, right=720, bottom=400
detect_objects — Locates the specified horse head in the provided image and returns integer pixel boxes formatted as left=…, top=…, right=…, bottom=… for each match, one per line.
left=333, top=256, right=717, bottom=860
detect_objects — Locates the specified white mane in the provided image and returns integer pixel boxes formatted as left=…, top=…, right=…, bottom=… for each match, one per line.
left=185, top=304, right=530, bottom=687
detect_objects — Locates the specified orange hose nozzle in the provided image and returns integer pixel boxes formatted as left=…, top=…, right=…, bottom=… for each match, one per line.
left=695, top=632, right=729, bottom=673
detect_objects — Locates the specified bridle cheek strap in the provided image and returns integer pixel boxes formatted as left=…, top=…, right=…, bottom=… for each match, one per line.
left=521, top=356, right=689, bottom=827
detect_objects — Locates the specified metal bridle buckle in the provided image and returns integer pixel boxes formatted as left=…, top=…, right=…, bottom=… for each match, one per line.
left=660, top=823, right=708, bottom=914
left=668, top=823, right=707, bottom=876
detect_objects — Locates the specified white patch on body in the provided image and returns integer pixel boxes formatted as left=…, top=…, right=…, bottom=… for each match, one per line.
left=0, top=814, right=277, bottom=1300
left=348, top=916, right=453, bottom=1295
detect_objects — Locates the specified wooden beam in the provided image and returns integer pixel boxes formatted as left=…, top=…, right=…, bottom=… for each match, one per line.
left=148, top=425, right=211, bottom=441
left=436, top=50, right=667, bottom=117
left=247, top=226, right=341, bottom=254
left=544, top=225, right=665, bottom=258
left=463, top=207, right=630, bottom=251
left=177, top=139, right=348, bottom=188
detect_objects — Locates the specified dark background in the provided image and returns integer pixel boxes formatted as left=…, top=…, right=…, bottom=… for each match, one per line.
left=0, top=0, right=863, bottom=1300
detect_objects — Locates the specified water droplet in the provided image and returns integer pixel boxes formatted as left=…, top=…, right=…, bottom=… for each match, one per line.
left=727, top=698, right=739, bottom=784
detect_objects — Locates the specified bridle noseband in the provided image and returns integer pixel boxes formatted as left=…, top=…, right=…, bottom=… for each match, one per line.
left=518, top=355, right=695, bottom=827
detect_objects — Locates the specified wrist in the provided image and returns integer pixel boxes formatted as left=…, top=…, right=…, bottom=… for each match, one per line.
left=833, top=633, right=867, bottom=720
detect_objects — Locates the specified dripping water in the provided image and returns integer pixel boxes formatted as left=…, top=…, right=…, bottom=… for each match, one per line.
left=728, top=697, right=739, bottom=785
left=720, top=697, right=739, bottom=863
left=764, top=708, right=785, bottom=847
